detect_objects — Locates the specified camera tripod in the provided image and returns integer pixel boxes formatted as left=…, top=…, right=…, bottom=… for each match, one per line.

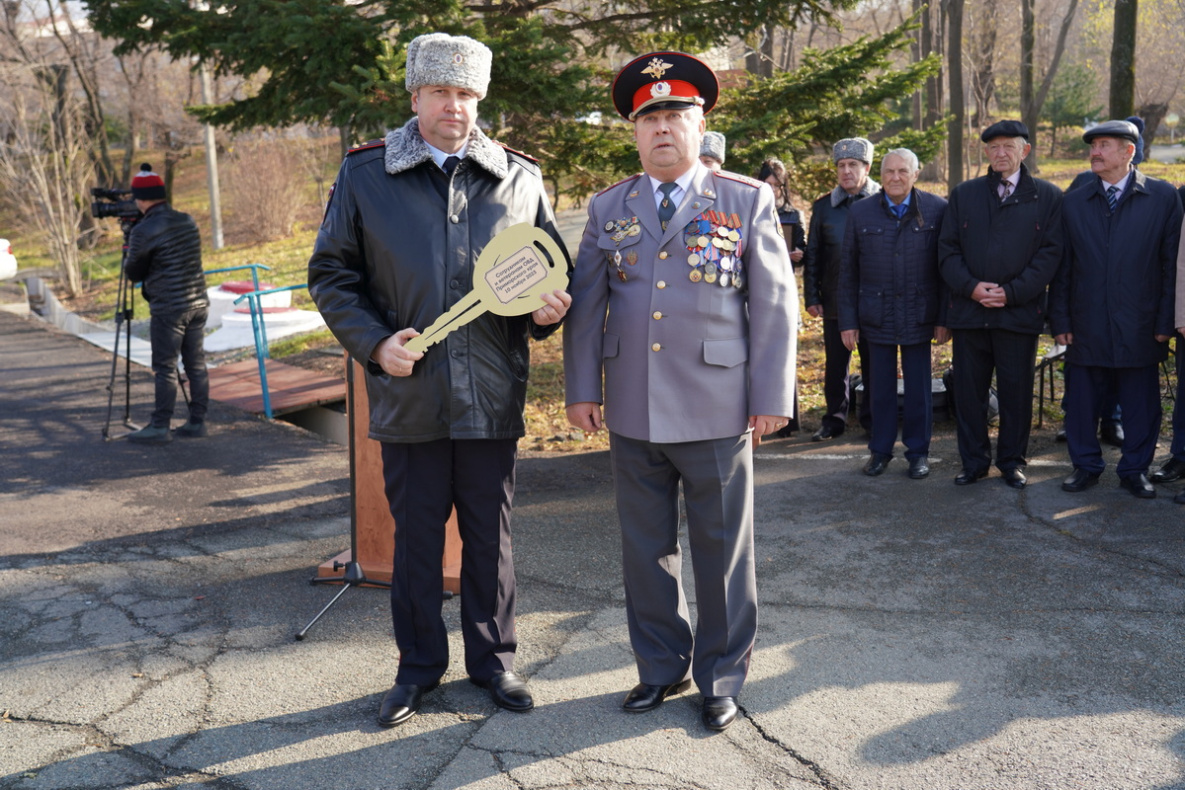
left=296, top=359, right=392, bottom=640
left=101, top=220, right=188, bottom=440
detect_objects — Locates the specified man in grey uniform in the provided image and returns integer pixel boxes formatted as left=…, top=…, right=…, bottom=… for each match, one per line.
left=563, top=51, right=797, bottom=732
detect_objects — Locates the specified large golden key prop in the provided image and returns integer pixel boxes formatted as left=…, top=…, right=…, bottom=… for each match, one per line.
left=403, top=223, right=569, bottom=354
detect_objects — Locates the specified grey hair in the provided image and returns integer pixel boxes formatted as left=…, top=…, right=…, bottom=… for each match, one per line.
left=881, top=148, right=919, bottom=173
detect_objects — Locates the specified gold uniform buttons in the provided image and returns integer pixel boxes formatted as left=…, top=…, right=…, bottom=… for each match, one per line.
left=652, top=311, right=663, bottom=320
left=651, top=343, right=662, bottom=352
left=656, top=280, right=667, bottom=289
left=658, top=251, right=668, bottom=260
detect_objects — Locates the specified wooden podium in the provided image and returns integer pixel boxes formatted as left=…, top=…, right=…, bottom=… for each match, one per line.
left=316, top=358, right=462, bottom=593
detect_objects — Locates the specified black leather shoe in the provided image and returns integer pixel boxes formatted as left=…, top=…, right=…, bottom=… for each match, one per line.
left=623, top=679, right=691, bottom=712
left=1100, top=423, right=1124, bottom=448
left=1151, top=458, right=1185, bottom=483
left=1119, top=473, right=1156, bottom=499
left=863, top=453, right=891, bottom=476
left=473, top=671, right=534, bottom=712
left=1173, top=489, right=1185, bottom=505
left=702, top=696, right=739, bottom=731
left=953, top=468, right=988, bottom=486
left=1062, top=468, right=1100, bottom=493
left=1055, top=427, right=1067, bottom=442
left=812, top=424, right=842, bottom=442
left=1000, top=468, right=1027, bottom=489
left=378, top=680, right=439, bottom=727
left=907, top=456, right=930, bottom=479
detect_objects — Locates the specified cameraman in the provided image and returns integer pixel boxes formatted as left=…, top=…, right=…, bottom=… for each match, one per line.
left=123, top=164, right=210, bottom=444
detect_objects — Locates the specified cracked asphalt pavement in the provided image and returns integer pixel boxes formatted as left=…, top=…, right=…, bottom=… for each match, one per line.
left=2, top=308, right=1185, bottom=790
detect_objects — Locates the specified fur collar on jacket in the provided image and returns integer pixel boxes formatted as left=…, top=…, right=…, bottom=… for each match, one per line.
left=383, top=117, right=508, bottom=179
left=830, top=178, right=881, bottom=208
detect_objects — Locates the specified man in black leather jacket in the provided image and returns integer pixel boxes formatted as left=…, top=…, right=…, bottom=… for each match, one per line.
left=307, top=33, right=570, bottom=728
left=123, top=165, right=208, bottom=444
left=802, top=138, right=880, bottom=441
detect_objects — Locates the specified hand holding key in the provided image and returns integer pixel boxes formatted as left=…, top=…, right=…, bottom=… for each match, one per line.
left=404, top=223, right=569, bottom=354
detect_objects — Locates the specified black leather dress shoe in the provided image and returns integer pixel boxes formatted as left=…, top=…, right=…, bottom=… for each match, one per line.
left=702, top=696, right=739, bottom=731
left=378, top=680, right=439, bottom=727
left=812, top=424, right=842, bottom=442
left=907, top=456, right=930, bottom=479
left=863, top=453, right=891, bottom=477
left=1062, top=468, right=1100, bottom=492
left=623, top=679, right=691, bottom=712
left=1119, top=473, right=1156, bottom=499
left=473, top=671, right=534, bottom=712
left=1100, top=423, right=1124, bottom=448
left=1151, top=457, right=1185, bottom=483
left=953, top=468, right=988, bottom=486
left=1000, top=468, right=1027, bottom=489
left=1055, top=427, right=1067, bottom=442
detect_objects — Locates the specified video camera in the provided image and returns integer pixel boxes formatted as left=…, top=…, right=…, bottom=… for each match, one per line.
left=90, top=187, right=141, bottom=222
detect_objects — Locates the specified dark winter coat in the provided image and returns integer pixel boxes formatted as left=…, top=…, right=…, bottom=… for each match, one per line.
left=124, top=203, right=207, bottom=316
left=937, top=163, right=1062, bottom=335
left=1048, top=168, right=1181, bottom=368
left=802, top=179, right=880, bottom=317
left=837, top=188, right=949, bottom=346
left=307, top=118, right=568, bottom=443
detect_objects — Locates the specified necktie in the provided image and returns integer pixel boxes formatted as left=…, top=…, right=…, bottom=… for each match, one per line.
left=999, top=182, right=1012, bottom=202
left=1106, top=185, right=1120, bottom=212
left=442, top=155, right=460, bottom=176
left=657, top=183, right=677, bottom=230
left=893, top=202, right=908, bottom=219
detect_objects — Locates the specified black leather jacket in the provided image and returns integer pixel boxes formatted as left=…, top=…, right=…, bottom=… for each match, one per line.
left=124, top=203, right=207, bottom=315
left=308, top=119, right=569, bottom=443
left=802, top=180, right=881, bottom=317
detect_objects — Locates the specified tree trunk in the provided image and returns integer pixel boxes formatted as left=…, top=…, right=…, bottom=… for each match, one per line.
left=970, top=0, right=997, bottom=129
left=1110, top=0, right=1138, bottom=118
left=1138, top=102, right=1169, bottom=152
left=947, top=0, right=966, bottom=190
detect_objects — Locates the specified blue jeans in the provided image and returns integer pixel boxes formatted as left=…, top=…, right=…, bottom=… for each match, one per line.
left=149, top=306, right=209, bottom=427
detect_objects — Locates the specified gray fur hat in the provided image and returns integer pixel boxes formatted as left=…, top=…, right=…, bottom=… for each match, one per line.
left=833, top=137, right=874, bottom=165
left=700, top=131, right=726, bottom=164
left=405, top=33, right=492, bottom=100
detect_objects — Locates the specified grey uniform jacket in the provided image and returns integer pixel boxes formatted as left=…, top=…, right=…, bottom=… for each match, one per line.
left=564, top=162, right=797, bottom=444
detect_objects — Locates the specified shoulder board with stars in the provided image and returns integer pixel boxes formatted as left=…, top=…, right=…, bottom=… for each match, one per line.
left=495, top=141, right=539, bottom=164
left=345, top=139, right=384, bottom=157
left=595, top=173, right=644, bottom=198
left=714, top=171, right=764, bottom=189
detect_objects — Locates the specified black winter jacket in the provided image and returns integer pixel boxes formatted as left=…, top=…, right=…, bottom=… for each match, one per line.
left=937, top=164, right=1062, bottom=334
left=1048, top=168, right=1181, bottom=368
left=837, top=189, right=948, bottom=346
left=124, top=203, right=207, bottom=315
left=307, top=118, right=569, bottom=443
left=802, top=180, right=880, bottom=317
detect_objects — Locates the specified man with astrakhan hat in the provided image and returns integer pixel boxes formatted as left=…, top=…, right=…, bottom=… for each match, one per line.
left=308, top=31, right=571, bottom=727
left=563, top=51, right=797, bottom=732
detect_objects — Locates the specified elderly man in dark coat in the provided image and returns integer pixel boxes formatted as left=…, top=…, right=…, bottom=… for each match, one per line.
left=838, top=148, right=948, bottom=479
left=802, top=137, right=881, bottom=441
left=938, top=120, right=1063, bottom=490
left=1050, top=119, right=1182, bottom=498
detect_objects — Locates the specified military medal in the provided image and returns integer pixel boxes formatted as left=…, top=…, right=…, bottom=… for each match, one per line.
left=614, top=250, right=627, bottom=282
left=626, top=250, right=638, bottom=266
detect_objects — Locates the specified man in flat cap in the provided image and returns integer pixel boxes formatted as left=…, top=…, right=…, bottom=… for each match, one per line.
left=1049, top=119, right=1181, bottom=497
left=802, top=137, right=880, bottom=442
left=699, top=130, right=725, bottom=171
left=938, top=120, right=1063, bottom=489
left=308, top=32, right=571, bottom=726
left=564, top=51, right=796, bottom=732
